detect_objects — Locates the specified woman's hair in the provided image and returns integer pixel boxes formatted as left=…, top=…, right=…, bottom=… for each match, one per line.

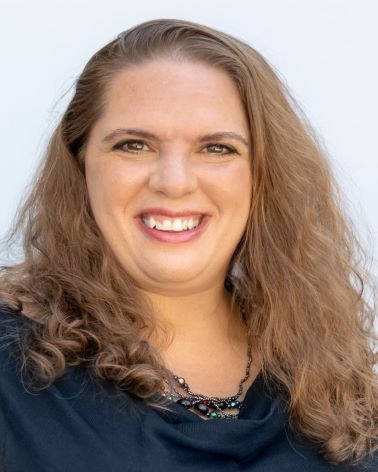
left=0, top=19, right=377, bottom=466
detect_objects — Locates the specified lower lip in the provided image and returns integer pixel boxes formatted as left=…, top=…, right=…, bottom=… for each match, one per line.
left=136, top=216, right=210, bottom=243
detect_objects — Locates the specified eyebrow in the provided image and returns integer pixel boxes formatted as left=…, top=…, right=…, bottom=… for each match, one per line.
left=101, top=128, right=249, bottom=147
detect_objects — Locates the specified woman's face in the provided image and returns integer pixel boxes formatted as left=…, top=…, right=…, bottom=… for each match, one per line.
left=84, top=58, right=252, bottom=295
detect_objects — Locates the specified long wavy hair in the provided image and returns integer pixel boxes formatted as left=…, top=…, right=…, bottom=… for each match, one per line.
left=0, top=19, right=377, bottom=466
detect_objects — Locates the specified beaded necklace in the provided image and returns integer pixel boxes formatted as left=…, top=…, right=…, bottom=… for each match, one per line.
left=161, top=338, right=253, bottom=419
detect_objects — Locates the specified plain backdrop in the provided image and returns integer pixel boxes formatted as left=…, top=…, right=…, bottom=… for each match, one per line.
left=0, top=0, right=377, bottom=327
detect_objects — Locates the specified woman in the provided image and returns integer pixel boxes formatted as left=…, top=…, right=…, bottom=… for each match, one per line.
left=0, top=18, right=377, bottom=471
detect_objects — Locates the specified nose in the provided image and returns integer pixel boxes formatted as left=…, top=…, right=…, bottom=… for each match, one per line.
left=148, top=150, right=198, bottom=197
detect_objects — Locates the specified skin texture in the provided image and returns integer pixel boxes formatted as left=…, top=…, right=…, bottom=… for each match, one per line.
left=84, top=59, right=260, bottom=399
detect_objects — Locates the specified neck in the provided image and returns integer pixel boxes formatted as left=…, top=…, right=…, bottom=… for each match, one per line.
left=139, top=282, right=247, bottom=353
left=138, top=283, right=262, bottom=401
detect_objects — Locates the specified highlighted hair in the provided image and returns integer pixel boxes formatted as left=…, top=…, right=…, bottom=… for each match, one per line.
left=0, top=19, right=377, bottom=466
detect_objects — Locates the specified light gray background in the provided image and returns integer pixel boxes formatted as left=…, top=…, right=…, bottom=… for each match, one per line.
left=1, top=0, right=377, bottom=325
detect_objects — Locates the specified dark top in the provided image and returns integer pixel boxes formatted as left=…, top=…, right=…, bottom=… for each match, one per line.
left=0, top=307, right=376, bottom=472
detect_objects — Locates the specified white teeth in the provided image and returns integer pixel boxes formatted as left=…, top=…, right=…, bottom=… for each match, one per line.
left=142, top=216, right=201, bottom=231
left=172, top=219, right=184, bottom=231
left=162, top=219, right=173, bottom=231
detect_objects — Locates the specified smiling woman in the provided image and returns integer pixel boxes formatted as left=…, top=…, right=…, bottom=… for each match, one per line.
left=84, top=59, right=252, bottom=288
left=0, top=18, right=377, bottom=472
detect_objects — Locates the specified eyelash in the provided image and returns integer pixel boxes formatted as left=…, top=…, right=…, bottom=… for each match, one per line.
left=111, top=140, right=238, bottom=156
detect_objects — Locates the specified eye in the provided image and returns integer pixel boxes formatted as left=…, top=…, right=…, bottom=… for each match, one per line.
left=112, top=140, right=148, bottom=153
left=205, top=144, right=237, bottom=155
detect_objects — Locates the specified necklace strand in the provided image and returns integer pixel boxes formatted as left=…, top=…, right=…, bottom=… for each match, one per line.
left=161, top=338, right=253, bottom=419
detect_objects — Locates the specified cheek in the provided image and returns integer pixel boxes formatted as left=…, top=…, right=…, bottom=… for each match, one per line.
left=205, top=162, right=252, bottom=210
left=85, top=160, right=139, bottom=222
left=230, top=167, right=251, bottom=202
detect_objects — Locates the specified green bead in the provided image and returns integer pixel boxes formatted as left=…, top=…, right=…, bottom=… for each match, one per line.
left=210, top=412, right=219, bottom=419
left=230, top=402, right=236, bottom=408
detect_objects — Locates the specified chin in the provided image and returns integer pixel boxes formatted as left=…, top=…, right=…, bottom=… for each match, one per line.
left=138, top=263, right=205, bottom=285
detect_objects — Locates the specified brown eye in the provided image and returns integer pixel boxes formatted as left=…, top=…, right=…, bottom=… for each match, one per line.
left=206, top=144, right=236, bottom=155
left=113, top=140, right=147, bottom=153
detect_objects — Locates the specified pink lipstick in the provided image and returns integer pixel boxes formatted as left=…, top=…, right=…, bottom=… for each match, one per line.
left=136, top=215, right=210, bottom=243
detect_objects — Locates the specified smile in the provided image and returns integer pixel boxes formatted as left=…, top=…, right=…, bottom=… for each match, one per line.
left=137, top=215, right=210, bottom=243
left=141, top=216, right=203, bottom=232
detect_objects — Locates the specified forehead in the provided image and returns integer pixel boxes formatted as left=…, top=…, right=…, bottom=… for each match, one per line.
left=96, top=59, right=249, bottom=138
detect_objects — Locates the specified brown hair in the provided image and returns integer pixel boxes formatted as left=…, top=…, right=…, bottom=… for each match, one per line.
left=0, top=19, right=377, bottom=466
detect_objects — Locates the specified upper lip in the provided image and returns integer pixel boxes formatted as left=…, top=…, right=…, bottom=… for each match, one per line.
left=136, top=208, right=207, bottom=218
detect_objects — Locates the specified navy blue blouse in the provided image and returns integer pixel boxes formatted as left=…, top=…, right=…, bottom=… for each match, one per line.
left=0, top=307, right=376, bottom=471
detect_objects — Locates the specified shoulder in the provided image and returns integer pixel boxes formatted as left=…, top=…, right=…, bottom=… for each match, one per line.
left=0, top=304, right=35, bottom=366
left=0, top=305, right=24, bottom=364
left=0, top=303, right=27, bottom=332
left=0, top=305, right=29, bottom=465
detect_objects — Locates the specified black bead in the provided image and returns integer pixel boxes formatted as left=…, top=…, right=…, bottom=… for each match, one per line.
left=194, top=402, right=209, bottom=414
left=217, top=401, right=228, bottom=410
left=177, top=399, right=192, bottom=408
